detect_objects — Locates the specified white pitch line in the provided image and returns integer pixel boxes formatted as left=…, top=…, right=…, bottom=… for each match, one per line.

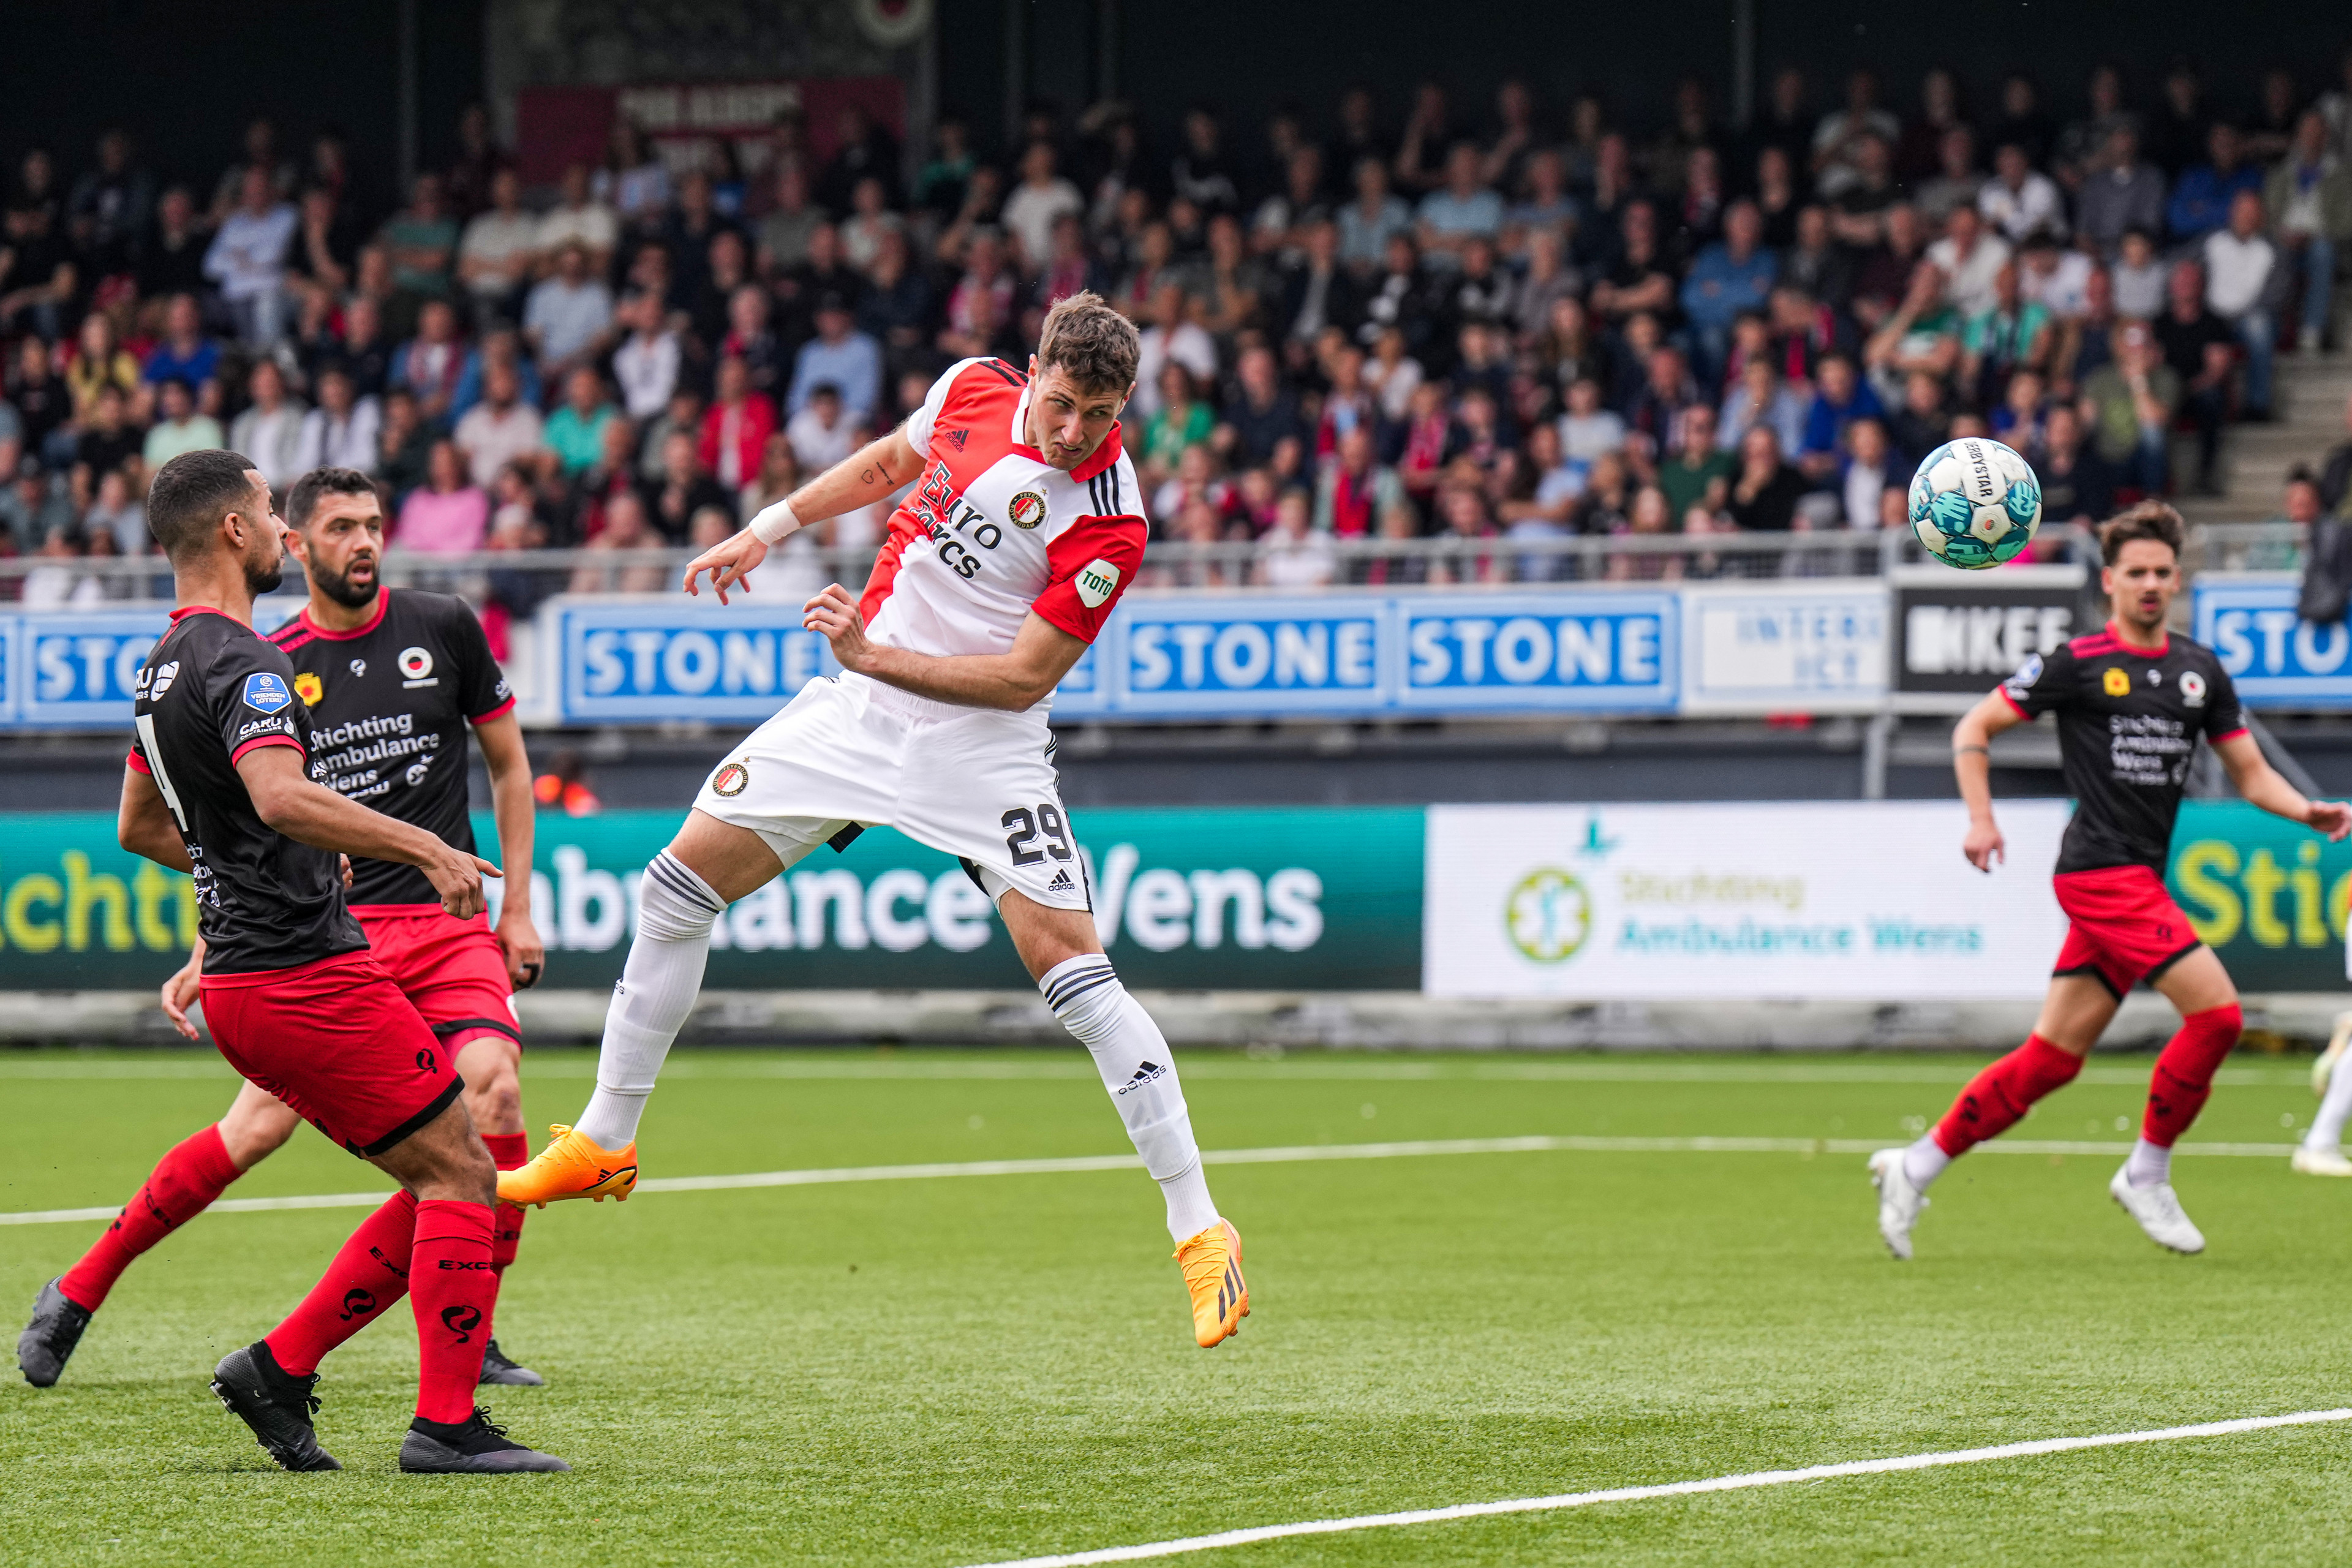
left=958, top=1408, right=2352, bottom=1568
left=0, top=1133, right=2306, bottom=1227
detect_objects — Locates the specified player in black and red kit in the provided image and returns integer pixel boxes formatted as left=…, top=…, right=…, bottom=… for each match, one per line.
left=74, top=449, right=562, bottom=1472
left=1872, top=503, right=2352, bottom=1259
left=16, top=468, right=549, bottom=1393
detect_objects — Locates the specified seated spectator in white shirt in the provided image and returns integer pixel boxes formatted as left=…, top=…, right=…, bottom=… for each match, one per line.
left=610, top=288, right=681, bottom=422
left=458, top=168, right=542, bottom=325
left=1924, top=205, right=2012, bottom=318
left=1132, top=283, right=1218, bottom=421
left=1555, top=374, right=1626, bottom=464
left=521, top=239, right=616, bottom=379
left=2016, top=231, right=2094, bottom=319
left=227, top=360, right=309, bottom=489
left=998, top=142, right=1084, bottom=273
left=453, top=360, right=546, bottom=486
left=535, top=162, right=618, bottom=278
left=2204, top=189, right=2280, bottom=417
left=1254, top=488, right=1337, bottom=589
left=204, top=166, right=297, bottom=347
left=1841, top=416, right=1895, bottom=528
left=1977, top=143, right=2067, bottom=243
left=785, top=383, right=858, bottom=475
left=293, top=367, right=382, bottom=475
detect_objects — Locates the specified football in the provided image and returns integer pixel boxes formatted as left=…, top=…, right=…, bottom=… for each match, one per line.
left=1907, top=437, right=2043, bottom=570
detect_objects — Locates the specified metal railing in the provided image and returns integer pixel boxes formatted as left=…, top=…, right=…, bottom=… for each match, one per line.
left=0, top=522, right=2130, bottom=605
left=2185, top=521, right=2306, bottom=576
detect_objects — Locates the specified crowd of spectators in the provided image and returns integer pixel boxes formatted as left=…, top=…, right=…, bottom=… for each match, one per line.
left=4, top=54, right=2352, bottom=605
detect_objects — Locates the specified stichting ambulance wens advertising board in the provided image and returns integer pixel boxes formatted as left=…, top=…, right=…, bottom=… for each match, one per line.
left=1422, top=801, right=2073, bottom=1001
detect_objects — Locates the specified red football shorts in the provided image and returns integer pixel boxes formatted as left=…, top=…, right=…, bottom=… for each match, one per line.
left=2051, top=865, right=2204, bottom=1000
left=354, top=905, right=520, bottom=1053
left=201, top=951, right=462, bottom=1157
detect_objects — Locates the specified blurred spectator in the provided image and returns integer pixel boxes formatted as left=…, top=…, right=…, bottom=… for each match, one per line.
left=2081, top=322, right=2181, bottom=492
left=379, top=171, right=459, bottom=302
left=228, top=359, right=308, bottom=488
left=1977, top=143, right=2066, bottom=243
left=595, top=121, right=670, bottom=235
left=0, top=459, right=72, bottom=553
left=1961, top=261, right=2054, bottom=407
left=538, top=162, right=619, bottom=279
left=1254, top=489, right=1336, bottom=587
left=570, top=490, right=665, bottom=594
left=2054, top=66, right=2133, bottom=192
left=1716, top=356, right=1807, bottom=458
left=288, top=185, right=358, bottom=310
left=1223, top=345, right=1306, bottom=469
left=22, top=526, right=102, bottom=610
left=71, top=383, right=140, bottom=502
left=1840, top=417, right=1895, bottom=528
left=2168, top=124, right=2262, bottom=243
left=68, top=129, right=154, bottom=277
left=391, top=297, right=466, bottom=422
left=444, top=104, right=511, bottom=219
left=1814, top=70, right=1901, bottom=199
left=458, top=168, right=541, bottom=325
left=210, top=117, right=295, bottom=221
left=1725, top=425, right=1806, bottom=531
left=788, top=293, right=881, bottom=420
left=646, top=430, right=730, bottom=544
left=2266, top=111, right=2351, bottom=353
left=2203, top=189, right=2278, bottom=419
left=545, top=366, right=619, bottom=477
left=817, top=104, right=902, bottom=213
left=141, top=293, right=222, bottom=409
left=2033, top=402, right=2116, bottom=526
left=376, top=387, right=434, bottom=500
left=1680, top=200, right=1776, bottom=377
left=2155, top=259, right=2238, bottom=489
left=1144, top=364, right=1213, bottom=483
left=1416, top=142, right=1504, bottom=268
left=64, top=311, right=140, bottom=423
left=1134, top=284, right=1218, bottom=419
left=2321, top=392, right=2352, bottom=514
left=1797, top=353, right=1884, bottom=480
left=9, top=337, right=70, bottom=466
left=1925, top=205, right=2011, bottom=318
left=137, top=185, right=209, bottom=300
left=141, top=377, right=223, bottom=471
left=295, top=366, right=381, bottom=474
left=522, top=239, right=616, bottom=380
left=1337, top=157, right=1413, bottom=273
left=2111, top=228, right=2166, bottom=318
left=2147, top=62, right=2214, bottom=179
left=1913, top=127, right=1985, bottom=227
left=453, top=360, right=543, bottom=487
left=86, top=466, right=148, bottom=557
left=1315, top=424, right=1404, bottom=538
left=1556, top=374, right=1626, bottom=465
left=699, top=356, right=777, bottom=490
left=2076, top=127, right=2166, bottom=256
left=397, top=438, right=489, bottom=554
left=1002, top=143, right=1084, bottom=273
left=1, top=148, right=77, bottom=337
left=612, top=288, right=682, bottom=421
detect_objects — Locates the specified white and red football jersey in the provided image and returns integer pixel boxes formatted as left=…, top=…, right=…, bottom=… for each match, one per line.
left=860, top=357, right=1146, bottom=707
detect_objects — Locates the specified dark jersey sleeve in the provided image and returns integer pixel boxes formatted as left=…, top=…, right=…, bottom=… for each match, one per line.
left=1999, top=642, right=2075, bottom=718
left=2202, top=660, right=2245, bottom=743
left=444, top=599, right=514, bottom=723
left=209, top=641, right=309, bottom=768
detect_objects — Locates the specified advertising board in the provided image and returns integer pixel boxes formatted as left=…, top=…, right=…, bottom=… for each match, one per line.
left=1677, top=579, right=1888, bottom=715
left=2192, top=576, right=2352, bottom=709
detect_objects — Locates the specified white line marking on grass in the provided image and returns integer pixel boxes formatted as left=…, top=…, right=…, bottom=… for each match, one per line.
left=957, top=1408, right=2352, bottom=1567
left=0, top=1133, right=2306, bottom=1226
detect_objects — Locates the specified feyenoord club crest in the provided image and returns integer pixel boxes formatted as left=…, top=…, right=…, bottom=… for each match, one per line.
left=712, top=761, right=750, bottom=797
left=294, top=672, right=324, bottom=706
left=1008, top=489, right=1047, bottom=529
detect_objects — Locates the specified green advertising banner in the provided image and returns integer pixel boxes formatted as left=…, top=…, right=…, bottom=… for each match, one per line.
left=0, top=807, right=1425, bottom=993
left=2168, top=802, right=2351, bottom=993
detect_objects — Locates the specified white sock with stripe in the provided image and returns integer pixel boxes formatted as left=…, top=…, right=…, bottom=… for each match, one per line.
left=576, top=851, right=730, bottom=1150
left=1040, top=954, right=1220, bottom=1244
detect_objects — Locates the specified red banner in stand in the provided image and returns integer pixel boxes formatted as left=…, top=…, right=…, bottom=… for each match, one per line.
left=514, top=78, right=907, bottom=187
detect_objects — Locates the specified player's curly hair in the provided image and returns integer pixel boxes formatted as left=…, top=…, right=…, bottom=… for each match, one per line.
left=1037, top=291, right=1140, bottom=394
left=2099, top=500, right=2185, bottom=564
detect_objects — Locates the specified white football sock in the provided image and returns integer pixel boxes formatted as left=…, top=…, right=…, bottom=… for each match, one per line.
left=575, top=852, right=731, bottom=1150
left=1041, top=954, right=1219, bottom=1243
left=1901, top=1134, right=1952, bottom=1191
left=2309, top=1054, right=2352, bottom=1152
left=2125, top=1137, right=2173, bottom=1189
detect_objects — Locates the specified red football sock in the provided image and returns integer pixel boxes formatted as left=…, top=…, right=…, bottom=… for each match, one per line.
left=60, top=1125, right=244, bottom=1311
left=1933, top=1034, right=2084, bottom=1158
left=263, top=1190, right=418, bottom=1376
left=409, top=1199, right=496, bottom=1423
left=2143, top=1004, right=2243, bottom=1147
left=483, top=1133, right=530, bottom=1275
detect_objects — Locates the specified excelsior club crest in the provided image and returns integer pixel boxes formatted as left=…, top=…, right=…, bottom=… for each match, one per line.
left=1008, top=490, right=1047, bottom=529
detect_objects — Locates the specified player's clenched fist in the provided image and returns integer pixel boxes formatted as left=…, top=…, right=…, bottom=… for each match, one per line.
left=803, top=584, right=876, bottom=670
left=682, top=530, right=768, bottom=603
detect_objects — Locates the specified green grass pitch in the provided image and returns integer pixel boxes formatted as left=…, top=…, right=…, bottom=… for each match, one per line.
left=7, top=1046, right=2352, bottom=1566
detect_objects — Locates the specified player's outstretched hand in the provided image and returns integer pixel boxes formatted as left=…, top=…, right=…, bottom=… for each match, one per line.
left=684, top=530, right=768, bottom=605
left=2308, top=800, right=2352, bottom=842
left=497, top=902, right=546, bottom=990
left=1962, top=820, right=2005, bottom=873
left=422, top=848, right=503, bottom=921
left=803, top=584, right=875, bottom=671
left=159, top=938, right=205, bottom=1041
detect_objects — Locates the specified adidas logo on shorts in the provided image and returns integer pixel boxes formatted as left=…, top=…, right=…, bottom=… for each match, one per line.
left=1047, top=869, right=1074, bottom=891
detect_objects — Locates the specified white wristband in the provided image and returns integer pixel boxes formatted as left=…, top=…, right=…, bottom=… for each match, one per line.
left=748, top=499, right=802, bottom=545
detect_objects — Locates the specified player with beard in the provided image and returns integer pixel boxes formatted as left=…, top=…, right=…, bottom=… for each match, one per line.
left=1870, top=503, right=2352, bottom=1260
left=18, top=467, right=549, bottom=1396
left=38, top=449, right=561, bottom=1470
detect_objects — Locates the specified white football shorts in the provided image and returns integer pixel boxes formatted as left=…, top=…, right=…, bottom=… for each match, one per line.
left=692, top=673, right=1093, bottom=911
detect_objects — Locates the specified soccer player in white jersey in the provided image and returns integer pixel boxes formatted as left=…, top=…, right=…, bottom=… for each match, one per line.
left=499, top=294, right=1249, bottom=1348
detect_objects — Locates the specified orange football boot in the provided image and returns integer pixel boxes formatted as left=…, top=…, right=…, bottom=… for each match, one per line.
left=1174, top=1219, right=1249, bottom=1348
left=496, top=1124, right=639, bottom=1209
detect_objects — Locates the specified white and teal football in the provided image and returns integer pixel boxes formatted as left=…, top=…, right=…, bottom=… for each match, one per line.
left=1907, top=437, right=2042, bottom=570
